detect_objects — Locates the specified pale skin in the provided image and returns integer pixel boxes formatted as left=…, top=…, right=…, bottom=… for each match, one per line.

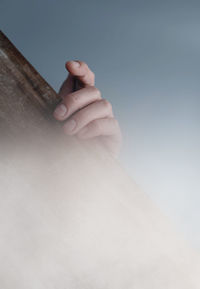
left=53, top=60, right=122, bottom=158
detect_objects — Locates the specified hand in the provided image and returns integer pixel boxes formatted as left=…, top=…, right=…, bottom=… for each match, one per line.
left=53, top=60, right=122, bottom=158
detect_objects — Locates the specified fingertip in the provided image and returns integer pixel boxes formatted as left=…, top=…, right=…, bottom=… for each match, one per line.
left=65, top=60, right=95, bottom=86
left=65, top=60, right=81, bottom=72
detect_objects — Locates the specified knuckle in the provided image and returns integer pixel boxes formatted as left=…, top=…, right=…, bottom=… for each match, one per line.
left=102, top=99, right=112, bottom=110
left=71, top=93, right=79, bottom=103
left=74, top=109, right=85, bottom=124
left=93, top=119, right=102, bottom=133
left=90, top=86, right=101, bottom=98
left=67, top=92, right=79, bottom=106
left=91, top=71, right=95, bottom=81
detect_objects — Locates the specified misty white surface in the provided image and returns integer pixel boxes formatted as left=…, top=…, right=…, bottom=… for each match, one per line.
left=1, top=0, right=200, bottom=249
left=0, top=139, right=199, bottom=288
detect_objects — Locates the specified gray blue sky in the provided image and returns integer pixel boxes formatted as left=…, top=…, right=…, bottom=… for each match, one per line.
left=1, top=0, right=200, bottom=248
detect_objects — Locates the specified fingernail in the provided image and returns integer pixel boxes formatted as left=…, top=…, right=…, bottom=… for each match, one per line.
left=72, top=60, right=80, bottom=68
left=54, top=104, right=67, bottom=117
left=63, top=119, right=76, bottom=133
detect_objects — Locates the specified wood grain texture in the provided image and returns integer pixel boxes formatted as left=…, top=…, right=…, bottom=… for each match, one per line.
left=0, top=30, right=61, bottom=140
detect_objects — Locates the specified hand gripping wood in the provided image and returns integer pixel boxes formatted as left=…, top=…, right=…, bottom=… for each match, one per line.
left=0, top=31, right=199, bottom=289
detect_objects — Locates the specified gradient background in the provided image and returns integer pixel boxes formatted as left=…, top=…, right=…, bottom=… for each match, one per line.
left=1, top=0, right=200, bottom=249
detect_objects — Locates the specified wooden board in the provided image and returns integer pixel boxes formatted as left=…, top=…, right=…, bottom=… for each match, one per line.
left=0, top=31, right=58, bottom=133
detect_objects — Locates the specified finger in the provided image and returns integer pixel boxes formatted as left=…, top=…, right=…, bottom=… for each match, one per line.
left=65, top=60, right=95, bottom=87
left=76, top=118, right=122, bottom=140
left=53, top=86, right=102, bottom=121
left=62, top=99, right=114, bottom=135
left=58, top=74, right=74, bottom=97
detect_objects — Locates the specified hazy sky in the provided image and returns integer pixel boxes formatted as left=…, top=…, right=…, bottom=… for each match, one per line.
left=1, top=0, right=200, bottom=248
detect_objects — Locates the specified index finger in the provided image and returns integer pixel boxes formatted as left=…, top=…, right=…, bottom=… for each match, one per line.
left=65, top=60, right=95, bottom=87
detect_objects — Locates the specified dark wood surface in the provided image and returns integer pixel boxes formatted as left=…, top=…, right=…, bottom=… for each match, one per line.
left=0, top=30, right=61, bottom=140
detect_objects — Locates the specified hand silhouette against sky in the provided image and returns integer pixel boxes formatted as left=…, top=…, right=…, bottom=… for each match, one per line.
left=53, top=60, right=122, bottom=158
